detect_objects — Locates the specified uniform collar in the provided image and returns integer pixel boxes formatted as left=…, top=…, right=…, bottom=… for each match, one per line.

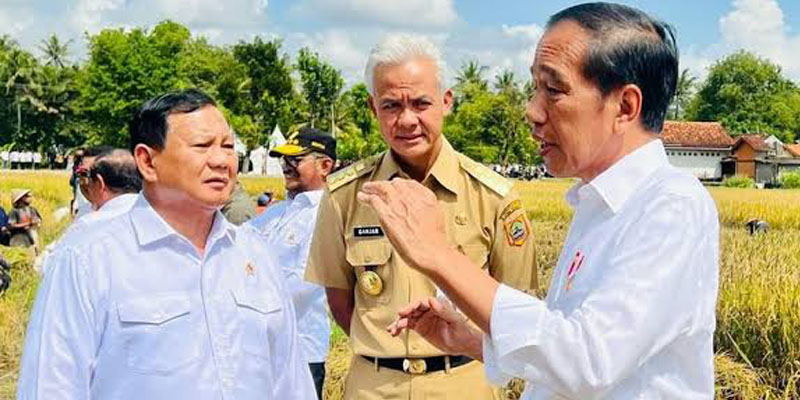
left=373, top=137, right=460, bottom=195
left=566, top=139, right=668, bottom=213
left=130, top=193, right=236, bottom=247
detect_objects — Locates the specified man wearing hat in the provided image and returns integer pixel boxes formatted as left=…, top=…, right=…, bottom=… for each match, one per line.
left=249, top=127, right=337, bottom=399
left=8, top=189, right=42, bottom=249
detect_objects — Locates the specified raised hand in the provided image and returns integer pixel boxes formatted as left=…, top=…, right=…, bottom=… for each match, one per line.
left=387, top=297, right=484, bottom=361
left=357, top=179, right=452, bottom=274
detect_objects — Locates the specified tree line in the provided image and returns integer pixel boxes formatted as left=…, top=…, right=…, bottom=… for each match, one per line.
left=1, top=20, right=799, bottom=167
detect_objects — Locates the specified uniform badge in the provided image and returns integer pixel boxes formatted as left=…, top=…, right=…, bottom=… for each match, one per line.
left=245, top=262, right=256, bottom=277
left=354, top=226, right=384, bottom=238
left=499, top=200, right=523, bottom=222
left=504, top=214, right=530, bottom=246
left=359, top=270, right=383, bottom=296
left=565, top=251, right=585, bottom=291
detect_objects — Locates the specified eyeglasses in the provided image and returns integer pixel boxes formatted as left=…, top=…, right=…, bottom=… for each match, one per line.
left=280, top=154, right=318, bottom=169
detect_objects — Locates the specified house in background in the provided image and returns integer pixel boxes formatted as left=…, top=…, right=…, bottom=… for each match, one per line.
left=662, top=121, right=735, bottom=181
left=725, top=134, right=800, bottom=185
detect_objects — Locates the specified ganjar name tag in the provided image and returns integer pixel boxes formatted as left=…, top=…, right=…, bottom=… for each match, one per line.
left=354, top=226, right=384, bottom=238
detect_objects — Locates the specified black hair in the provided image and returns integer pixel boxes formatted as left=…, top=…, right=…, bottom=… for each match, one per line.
left=547, top=2, right=678, bottom=132
left=128, top=88, right=217, bottom=152
left=90, top=150, right=142, bottom=194
left=84, top=145, right=114, bottom=158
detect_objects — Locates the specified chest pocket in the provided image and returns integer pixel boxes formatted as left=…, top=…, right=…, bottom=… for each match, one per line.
left=458, top=243, right=490, bottom=271
left=117, top=294, right=200, bottom=374
left=232, top=287, right=282, bottom=360
left=346, top=239, right=393, bottom=306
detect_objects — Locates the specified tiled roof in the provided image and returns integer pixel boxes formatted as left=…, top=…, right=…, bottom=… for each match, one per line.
left=734, top=135, right=770, bottom=152
left=662, top=121, right=735, bottom=148
left=785, top=144, right=800, bottom=157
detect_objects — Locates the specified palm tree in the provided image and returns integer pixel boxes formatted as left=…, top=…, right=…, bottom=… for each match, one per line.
left=38, top=34, right=71, bottom=68
left=494, top=70, right=517, bottom=94
left=455, top=60, right=488, bottom=90
left=671, top=68, right=697, bottom=120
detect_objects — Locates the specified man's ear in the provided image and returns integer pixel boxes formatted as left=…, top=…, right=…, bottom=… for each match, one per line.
left=613, top=84, right=643, bottom=135
left=134, top=144, right=158, bottom=183
left=320, top=157, right=335, bottom=179
left=368, top=94, right=377, bottom=117
left=442, top=88, right=454, bottom=116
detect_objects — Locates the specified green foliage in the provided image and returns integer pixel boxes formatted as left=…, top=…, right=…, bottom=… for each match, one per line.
left=333, top=83, right=385, bottom=161
left=687, top=51, right=800, bottom=142
left=445, top=78, right=539, bottom=167
left=780, top=171, right=800, bottom=189
left=296, top=48, right=344, bottom=132
left=722, top=175, right=756, bottom=188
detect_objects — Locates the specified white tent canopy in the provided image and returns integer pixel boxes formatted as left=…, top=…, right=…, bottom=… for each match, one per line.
left=246, top=125, right=286, bottom=176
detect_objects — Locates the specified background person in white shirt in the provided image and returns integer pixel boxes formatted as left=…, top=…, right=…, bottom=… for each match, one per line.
left=18, top=88, right=315, bottom=400
left=357, top=3, right=719, bottom=399
left=249, top=127, right=336, bottom=399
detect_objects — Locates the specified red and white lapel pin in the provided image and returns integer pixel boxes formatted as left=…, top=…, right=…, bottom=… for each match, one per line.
left=565, top=251, right=585, bottom=291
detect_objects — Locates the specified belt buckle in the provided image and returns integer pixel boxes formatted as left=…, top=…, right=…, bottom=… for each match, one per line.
left=402, top=358, right=427, bottom=375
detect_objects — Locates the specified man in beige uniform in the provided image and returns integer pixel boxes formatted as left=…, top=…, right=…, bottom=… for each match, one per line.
left=305, top=33, right=537, bottom=400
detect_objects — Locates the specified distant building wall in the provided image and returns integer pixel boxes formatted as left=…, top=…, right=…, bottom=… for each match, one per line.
left=665, top=148, right=728, bottom=180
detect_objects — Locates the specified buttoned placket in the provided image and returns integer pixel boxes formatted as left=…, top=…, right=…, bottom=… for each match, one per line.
left=196, top=235, right=236, bottom=399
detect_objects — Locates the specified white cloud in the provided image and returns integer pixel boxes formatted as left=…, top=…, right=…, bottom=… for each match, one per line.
left=292, top=0, right=458, bottom=28
left=286, top=29, right=369, bottom=83
left=718, top=0, right=800, bottom=80
left=0, top=2, right=35, bottom=38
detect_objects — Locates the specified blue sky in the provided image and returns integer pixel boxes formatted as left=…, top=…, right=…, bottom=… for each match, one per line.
left=2, top=0, right=799, bottom=84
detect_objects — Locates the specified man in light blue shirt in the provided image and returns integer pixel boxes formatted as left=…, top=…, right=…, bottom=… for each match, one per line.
left=18, top=88, right=315, bottom=400
left=249, top=128, right=336, bottom=399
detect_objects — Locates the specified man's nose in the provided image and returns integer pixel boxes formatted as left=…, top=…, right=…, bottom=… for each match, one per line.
left=397, top=107, right=418, bottom=129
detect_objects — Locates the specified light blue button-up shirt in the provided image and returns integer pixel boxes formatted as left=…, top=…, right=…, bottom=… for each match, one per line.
left=18, top=194, right=315, bottom=400
left=249, top=190, right=330, bottom=364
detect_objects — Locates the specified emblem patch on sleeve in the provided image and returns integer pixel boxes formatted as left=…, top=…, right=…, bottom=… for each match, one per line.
left=499, top=200, right=523, bottom=222
left=504, top=214, right=530, bottom=246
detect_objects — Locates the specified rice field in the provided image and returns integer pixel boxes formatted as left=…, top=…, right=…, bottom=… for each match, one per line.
left=1, top=171, right=799, bottom=399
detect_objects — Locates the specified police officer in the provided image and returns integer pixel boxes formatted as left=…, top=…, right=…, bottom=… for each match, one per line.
left=18, top=88, right=315, bottom=399
left=249, top=127, right=337, bottom=399
left=305, top=34, right=538, bottom=399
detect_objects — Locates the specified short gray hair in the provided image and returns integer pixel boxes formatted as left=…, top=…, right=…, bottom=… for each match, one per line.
left=364, top=33, right=446, bottom=95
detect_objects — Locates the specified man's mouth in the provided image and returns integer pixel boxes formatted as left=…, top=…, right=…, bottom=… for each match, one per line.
left=204, top=177, right=229, bottom=188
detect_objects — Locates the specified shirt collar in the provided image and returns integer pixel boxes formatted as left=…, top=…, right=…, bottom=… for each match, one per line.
left=98, top=193, right=137, bottom=213
left=565, top=139, right=669, bottom=213
left=288, top=189, right=324, bottom=207
left=373, top=137, right=460, bottom=195
left=130, top=193, right=236, bottom=247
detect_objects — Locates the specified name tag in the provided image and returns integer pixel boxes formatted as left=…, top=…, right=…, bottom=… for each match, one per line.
left=354, top=226, right=384, bottom=238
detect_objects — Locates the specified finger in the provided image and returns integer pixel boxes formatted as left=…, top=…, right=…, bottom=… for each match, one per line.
left=397, top=299, right=430, bottom=318
left=387, top=317, right=410, bottom=336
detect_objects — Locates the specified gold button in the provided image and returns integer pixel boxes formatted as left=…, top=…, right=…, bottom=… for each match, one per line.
left=455, top=214, right=467, bottom=226
left=359, top=271, right=383, bottom=296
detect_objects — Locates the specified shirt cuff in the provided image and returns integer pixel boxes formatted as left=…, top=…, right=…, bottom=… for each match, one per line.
left=482, top=333, right=513, bottom=385
left=489, top=284, right=546, bottom=360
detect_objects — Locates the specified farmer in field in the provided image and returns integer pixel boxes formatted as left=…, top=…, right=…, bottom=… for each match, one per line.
left=305, top=34, right=537, bottom=399
left=249, top=127, right=337, bottom=399
left=18, top=88, right=315, bottom=399
left=7, top=189, right=42, bottom=250
left=359, top=3, right=719, bottom=399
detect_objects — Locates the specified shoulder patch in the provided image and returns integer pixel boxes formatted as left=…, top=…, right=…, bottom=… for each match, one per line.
left=327, top=154, right=381, bottom=192
left=459, top=156, right=513, bottom=197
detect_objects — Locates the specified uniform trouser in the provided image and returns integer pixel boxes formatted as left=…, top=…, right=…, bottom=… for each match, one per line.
left=343, top=355, right=502, bottom=400
left=310, top=362, right=326, bottom=400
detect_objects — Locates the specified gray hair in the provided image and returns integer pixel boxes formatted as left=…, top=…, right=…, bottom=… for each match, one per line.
left=364, top=33, right=446, bottom=95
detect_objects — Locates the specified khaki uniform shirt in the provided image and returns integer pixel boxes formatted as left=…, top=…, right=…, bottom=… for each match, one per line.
left=306, top=139, right=537, bottom=358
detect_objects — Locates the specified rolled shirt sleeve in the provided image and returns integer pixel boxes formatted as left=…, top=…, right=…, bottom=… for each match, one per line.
left=18, top=246, right=106, bottom=400
left=484, top=194, right=716, bottom=399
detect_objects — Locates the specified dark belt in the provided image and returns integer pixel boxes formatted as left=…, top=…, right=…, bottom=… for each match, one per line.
left=361, top=355, right=473, bottom=374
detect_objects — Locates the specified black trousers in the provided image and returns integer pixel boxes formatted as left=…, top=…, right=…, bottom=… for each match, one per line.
left=309, top=362, right=325, bottom=399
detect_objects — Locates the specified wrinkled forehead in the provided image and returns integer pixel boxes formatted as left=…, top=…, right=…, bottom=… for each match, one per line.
left=373, top=58, right=441, bottom=97
left=165, top=106, right=232, bottom=140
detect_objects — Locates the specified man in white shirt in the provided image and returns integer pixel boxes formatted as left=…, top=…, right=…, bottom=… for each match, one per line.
left=357, top=3, right=719, bottom=399
left=249, top=127, right=336, bottom=399
left=18, top=88, right=315, bottom=400
left=34, top=148, right=142, bottom=276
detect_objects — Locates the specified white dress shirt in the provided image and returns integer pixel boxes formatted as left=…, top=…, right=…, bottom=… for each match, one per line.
left=34, top=193, right=139, bottom=276
left=18, top=194, right=315, bottom=400
left=483, top=139, right=719, bottom=399
left=248, top=190, right=331, bottom=364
